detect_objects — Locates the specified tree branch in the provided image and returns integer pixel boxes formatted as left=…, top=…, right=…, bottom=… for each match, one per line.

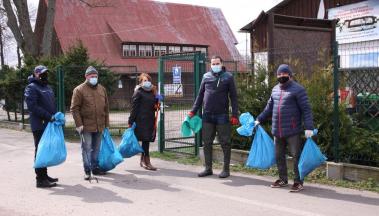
left=2, top=0, right=24, bottom=50
left=13, top=0, right=37, bottom=56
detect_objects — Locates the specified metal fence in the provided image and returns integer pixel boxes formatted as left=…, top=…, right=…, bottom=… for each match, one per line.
left=1, top=45, right=378, bottom=166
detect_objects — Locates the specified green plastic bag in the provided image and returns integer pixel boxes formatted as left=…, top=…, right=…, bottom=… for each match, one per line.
left=181, top=115, right=202, bottom=137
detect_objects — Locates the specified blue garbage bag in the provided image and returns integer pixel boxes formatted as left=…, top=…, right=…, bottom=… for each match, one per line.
left=245, top=125, right=276, bottom=169
left=34, top=112, right=67, bottom=168
left=181, top=115, right=202, bottom=137
left=298, top=130, right=327, bottom=180
left=237, top=112, right=255, bottom=137
left=118, top=123, right=144, bottom=158
left=98, top=128, right=124, bottom=171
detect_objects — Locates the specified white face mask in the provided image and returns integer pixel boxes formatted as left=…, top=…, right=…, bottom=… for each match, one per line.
left=142, top=81, right=152, bottom=90
left=211, top=65, right=222, bottom=73
left=89, top=77, right=98, bottom=86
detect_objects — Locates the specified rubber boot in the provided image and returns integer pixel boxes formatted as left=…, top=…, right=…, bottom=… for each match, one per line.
left=198, top=143, right=213, bottom=177
left=219, top=145, right=231, bottom=178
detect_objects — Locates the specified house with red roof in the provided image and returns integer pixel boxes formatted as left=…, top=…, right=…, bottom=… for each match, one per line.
left=35, top=0, right=241, bottom=108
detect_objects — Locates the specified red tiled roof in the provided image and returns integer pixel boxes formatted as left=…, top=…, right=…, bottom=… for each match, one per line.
left=45, top=0, right=241, bottom=73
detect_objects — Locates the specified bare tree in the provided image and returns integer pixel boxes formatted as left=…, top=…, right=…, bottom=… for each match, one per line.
left=41, top=0, right=55, bottom=57
left=0, top=25, right=4, bottom=67
left=1, top=0, right=56, bottom=58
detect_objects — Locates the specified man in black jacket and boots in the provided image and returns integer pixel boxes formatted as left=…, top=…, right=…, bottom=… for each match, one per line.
left=24, top=65, right=58, bottom=188
left=189, top=56, right=239, bottom=178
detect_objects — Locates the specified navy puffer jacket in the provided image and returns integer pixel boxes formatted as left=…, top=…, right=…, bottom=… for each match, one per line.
left=257, top=80, right=314, bottom=138
left=24, top=76, right=56, bottom=132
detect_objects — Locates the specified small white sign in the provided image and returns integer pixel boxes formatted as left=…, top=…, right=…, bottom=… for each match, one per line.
left=164, top=84, right=183, bottom=97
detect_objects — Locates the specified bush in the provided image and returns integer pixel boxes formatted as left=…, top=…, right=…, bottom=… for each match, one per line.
left=23, top=41, right=118, bottom=110
left=234, top=64, right=379, bottom=166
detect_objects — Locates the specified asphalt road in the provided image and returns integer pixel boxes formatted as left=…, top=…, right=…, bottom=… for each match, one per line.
left=0, top=128, right=378, bottom=216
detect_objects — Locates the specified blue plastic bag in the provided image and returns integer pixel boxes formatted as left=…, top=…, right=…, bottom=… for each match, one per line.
left=298, top=130, right=327, bottom=180
left=236, top=112, right=255, bottom=137
left=98, top=128, right=124, bottom=171
left=245, top=125, right=276, bottom=169
left=118, top=123, right=144, bottom=158
left=34, top=112, right=67, bottom=168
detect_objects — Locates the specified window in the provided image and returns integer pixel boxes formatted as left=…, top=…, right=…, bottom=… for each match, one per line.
left=154, top=45, right=167, bottom=56
left=123, top=44, right=136, bottom=57
left=182, top=46, right=194, bottom=52
left=196, top=47, right=207, bottom=54
left=169, top=46, right=181, bottom=54
left=139, top=45, right=152, bottom=57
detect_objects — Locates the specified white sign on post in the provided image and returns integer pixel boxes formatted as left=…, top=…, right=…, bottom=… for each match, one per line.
left=172, top=66, right=181, bottom=84
left=328, top=0, right=379, bottom=44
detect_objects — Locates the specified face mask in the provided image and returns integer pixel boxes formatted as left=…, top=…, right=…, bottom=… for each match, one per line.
left=89, top=77, right=98, bottom=86
left=211, top=65, right=222, bottom=73
left=142, top=81, right=152, bottom=90
left=277, top=76, right=290, bottom=84
left=39, top=73, right=48, bottom=84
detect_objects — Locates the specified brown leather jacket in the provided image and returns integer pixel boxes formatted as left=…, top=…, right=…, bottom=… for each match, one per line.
left=70, top=82, right=110, bottom=132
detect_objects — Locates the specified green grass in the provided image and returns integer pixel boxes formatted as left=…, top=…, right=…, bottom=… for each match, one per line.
left=150, top=151, right=379, bottom=193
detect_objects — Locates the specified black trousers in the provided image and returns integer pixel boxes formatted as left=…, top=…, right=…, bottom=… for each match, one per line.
left=33, top=130, right=48, bottom=181
left=142, top=141, right=150, bottom=157
left=274, top=134, right=303, bottom=184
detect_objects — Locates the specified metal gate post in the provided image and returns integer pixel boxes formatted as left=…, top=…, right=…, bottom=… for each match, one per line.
left=158, top=58, right=165, bottom=153
left=332, top=41, right=340, bottom=163
left=56, top=65, right=65, bottom=113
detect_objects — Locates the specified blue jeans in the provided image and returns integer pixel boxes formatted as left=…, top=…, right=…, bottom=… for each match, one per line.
left=80, top=132, right=101, bottom=173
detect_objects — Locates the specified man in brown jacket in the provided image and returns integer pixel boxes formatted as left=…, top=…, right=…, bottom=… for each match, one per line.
left=70, top=66, right=110, bottom=179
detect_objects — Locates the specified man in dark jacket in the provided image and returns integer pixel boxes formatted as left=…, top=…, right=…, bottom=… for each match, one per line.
left=256, top=64, right=314, bottom=192
left=24, top=65, right=58, bottom=188
left=189, top=55, right=239, bottom=178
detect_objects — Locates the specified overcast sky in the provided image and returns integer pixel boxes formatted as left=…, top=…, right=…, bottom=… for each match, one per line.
left=3, top=0, right=282, bottom=66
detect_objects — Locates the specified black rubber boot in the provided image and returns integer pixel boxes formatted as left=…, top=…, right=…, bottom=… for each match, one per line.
left=219, top=144, right=231, bottom=178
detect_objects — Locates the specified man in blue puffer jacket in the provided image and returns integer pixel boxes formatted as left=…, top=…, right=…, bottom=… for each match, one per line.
left=24, top=65, right=58, bottom=188
left=256, top=64, right=314, bottom=192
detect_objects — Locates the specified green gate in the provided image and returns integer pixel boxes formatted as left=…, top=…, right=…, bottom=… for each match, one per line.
left=158, top=52, right=206, bottom=155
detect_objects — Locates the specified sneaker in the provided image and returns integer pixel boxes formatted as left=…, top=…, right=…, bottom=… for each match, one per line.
left=92, top=168, right=106, bottom=175
left=84, top=173, right=91, bottom=181
left=290, top=183, right=304, bottom=192
left=198, top=169, right=213, bottom=177
left=270, top=179, right=288, bottom=188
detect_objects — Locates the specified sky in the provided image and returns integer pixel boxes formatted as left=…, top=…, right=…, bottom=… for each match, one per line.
left=2, top=0, right=282, bottom=66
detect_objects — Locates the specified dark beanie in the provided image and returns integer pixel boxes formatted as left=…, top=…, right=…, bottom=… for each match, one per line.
left=276, top=64, right=293, bottom=76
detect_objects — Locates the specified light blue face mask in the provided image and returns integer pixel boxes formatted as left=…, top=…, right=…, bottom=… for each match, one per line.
left=89, top=77, right=98, bottom=86
left=211, top=65, right=222, bottom=73
left=142, top=81, right=152, bottom=90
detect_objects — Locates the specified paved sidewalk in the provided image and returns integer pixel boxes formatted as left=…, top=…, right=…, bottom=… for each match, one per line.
left=0, top=128, right=378, bottom=216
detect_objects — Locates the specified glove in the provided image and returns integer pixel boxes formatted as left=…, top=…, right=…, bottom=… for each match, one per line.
left=230, top=116, right=239, bottom=125
left=76, top=125, right=84, bottom=134
left=155, top=94, right=164, bottom=102
left=254, top=120, right=260, bottom=126
left=188, top=111, right=195, bottom=118
left=305, top=130, right=313, bottom=138
left=50, top=115, right=55, bottom=122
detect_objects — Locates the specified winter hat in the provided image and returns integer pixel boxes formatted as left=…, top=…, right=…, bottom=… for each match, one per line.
left=276, top=64, right=293, bottom=76
left=85, top=66, right=98, bottom=76
left=34, top=65, right=49, bottom=74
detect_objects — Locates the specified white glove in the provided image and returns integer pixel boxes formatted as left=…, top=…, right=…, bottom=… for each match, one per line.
left=76, top=126, right=84, bottom=134
left=305, top=130, right=313, bottom=138
left=254, top=120, right=260, bottom=126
